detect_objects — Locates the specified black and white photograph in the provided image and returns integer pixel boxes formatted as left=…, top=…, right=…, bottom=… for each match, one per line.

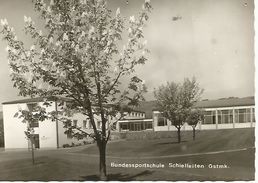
left=0, top=0, right=255, bottom=181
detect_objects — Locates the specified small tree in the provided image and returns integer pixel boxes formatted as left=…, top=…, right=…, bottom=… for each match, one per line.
left=14, top=104, right=47, bottom=164
left=154, top=77, right=203, bottom=143
left=1, top=0, right=151, bottom=180
left=0, top=115, right=4, bottom=147
left=187, top=109, right=204, bottom=140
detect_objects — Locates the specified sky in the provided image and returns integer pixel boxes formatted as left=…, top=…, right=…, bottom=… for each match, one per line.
left=0, top=0, right=255, bottom=110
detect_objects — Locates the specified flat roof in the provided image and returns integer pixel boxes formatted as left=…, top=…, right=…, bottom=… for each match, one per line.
left=2, top=96, right=71, bottom=105
left=195, top=96, right=255, bottom=108
left=2, top=96, right=255, bottom=113
left=134, top=97, right=255, bottom=117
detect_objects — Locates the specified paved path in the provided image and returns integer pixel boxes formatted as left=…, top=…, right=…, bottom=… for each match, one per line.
left=66, top=146, right=255, bottom=160
left=0, top=141, right=254, bottom=162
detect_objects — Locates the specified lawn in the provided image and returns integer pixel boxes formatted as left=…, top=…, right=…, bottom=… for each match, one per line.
left=0, top=128, right=255, bottom=181
left=79, top=128, right=255, bottom=157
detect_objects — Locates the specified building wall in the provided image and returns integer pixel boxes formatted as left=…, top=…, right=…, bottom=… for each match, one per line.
left=57, top=111, right=97, bottom=147
left=3, top=104, right=28, bottom=149
left=152, top=106, right=255, bottom=131
left=38, top=102, right=58, bottom=148
left=56, top=102, right=112, bottom=147
left=123, top=112, right=145, bottom=120
left=3, top=100, right=116, bottom=149
left=3, top=102, right=59, bottom=149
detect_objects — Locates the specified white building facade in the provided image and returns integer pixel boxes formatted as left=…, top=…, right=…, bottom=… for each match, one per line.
left=117, top=97, right=255, bottom=132
left=2, top=98, right=108, bottom=149
left=2, top=96, right=255, bottom=149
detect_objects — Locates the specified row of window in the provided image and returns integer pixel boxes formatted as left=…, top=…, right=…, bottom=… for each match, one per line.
left=120, top=121, right=153, bottom=131
left=69, top=119, right=102, bottom=129
left=203, top=108, right=255, bottom=124
left=154, top=108, right=256, bottom=126
left=127, top=112, right=145, bottom=118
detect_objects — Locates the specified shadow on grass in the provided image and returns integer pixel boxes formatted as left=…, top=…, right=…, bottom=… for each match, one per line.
left=81, top=170, right=153, bottom=181
left=156, top=140, right=188, bottom=145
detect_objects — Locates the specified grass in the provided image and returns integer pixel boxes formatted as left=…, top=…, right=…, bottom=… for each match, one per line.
left=0, top=128, right=255, bottom=181
left=79, top=128, right=255, bottom=157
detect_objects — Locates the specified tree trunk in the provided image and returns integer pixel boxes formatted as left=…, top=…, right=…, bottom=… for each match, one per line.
left=30, top=137, right=35, bottom=165
left=177, top=128, right=181, bottom=143
left=98, top=140, right=107, bottom=181
left=193, top=127, right=196, bottom=140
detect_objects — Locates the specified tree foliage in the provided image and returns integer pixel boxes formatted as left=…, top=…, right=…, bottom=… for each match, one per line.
left=187, top=109, right=204, bottom=127
left=14, top=103, right=48, bottom=164
left=154, top=77, right=203, bottom=143
left=1, top=0, right=152, bottom=180
left=187, top=109, right=204, bottom=140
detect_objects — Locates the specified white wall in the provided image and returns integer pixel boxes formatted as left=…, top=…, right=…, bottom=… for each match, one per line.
left=3, top=102, right=59, bottom=149
left=235, top=122, right=252, bottom=128
left=56, top=109, right=105, bottom=147
left=38, top=102, right=58, bottom=148
left=3, top=104, right=28, bottom=149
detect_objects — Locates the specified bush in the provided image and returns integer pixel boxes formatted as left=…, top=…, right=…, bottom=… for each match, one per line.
left=76, top=143, right=82, bottom=146
left=122, top=131, right=177, bottom=140
left=62, top=144, right=70, bottom=148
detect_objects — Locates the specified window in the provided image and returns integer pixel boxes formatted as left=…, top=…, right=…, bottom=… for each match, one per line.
left=73, top=120, right=77, bottom=127
left=83, top=120, right=87, bottom=128
left=204, top=111, right=216, bottom=124
left=221, top=110, right=233, bottom=124
left=145, top=122, right=153, bottom=129
left=120, top=123, right=128, bottom=130
left=27, top=103, right=38, bottom=111
left=252, top=108, right=256, bottom=122
left=239, top=109, right=246, bottom=123
left=158, top=117, right=167, bottom=126
left=67, top=132, right=73, bottom=139
left=29, top=121, right=39, bottom=128
left=235, top=108, right=252, bottom=123
left=66, top=120, right=72, bottom=127
left=246, top=109, right=251, bottom=122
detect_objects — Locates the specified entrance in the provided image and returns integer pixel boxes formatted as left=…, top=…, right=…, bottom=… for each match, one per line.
left=34, top=134, right=40, bottom=149
left=134, top=123, right=141, bottom=131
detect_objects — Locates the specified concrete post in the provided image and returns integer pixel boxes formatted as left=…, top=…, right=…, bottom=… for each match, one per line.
left=233, top=108, right=235, bottom=128
left=215, top=110, right=218, bottom=129
left=153, top=111, right=159, bottom=131
left=250, top=107, right=253, bottom=127
left=116, top=121, right=120, bottom=132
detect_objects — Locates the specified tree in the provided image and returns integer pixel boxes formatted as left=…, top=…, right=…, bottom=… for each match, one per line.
left=187, top=109, right=204, bottom=140
left=1, top=0, right=151, bottom=180
left=154, top=77, right=203, bottom=143
left=0, top=112, right=4, bottom=147
left=14, top=103, right=48, bottom=164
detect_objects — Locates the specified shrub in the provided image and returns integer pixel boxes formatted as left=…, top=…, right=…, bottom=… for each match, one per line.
left=62, top=144, right=70, bottom=148
left=76, top=143, right=82, bottom=146
left=124, top=131, right=178, bottom=140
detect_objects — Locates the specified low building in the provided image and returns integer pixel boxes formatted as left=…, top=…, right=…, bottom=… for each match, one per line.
left=2, top=97, right=109, bottom=149
left=117, top=96, right=255, bottom=132
left=2, top=96, right=255, bottom=149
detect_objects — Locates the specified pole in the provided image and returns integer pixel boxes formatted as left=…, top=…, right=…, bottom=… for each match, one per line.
left=31, top=135, right=35, bottom=165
